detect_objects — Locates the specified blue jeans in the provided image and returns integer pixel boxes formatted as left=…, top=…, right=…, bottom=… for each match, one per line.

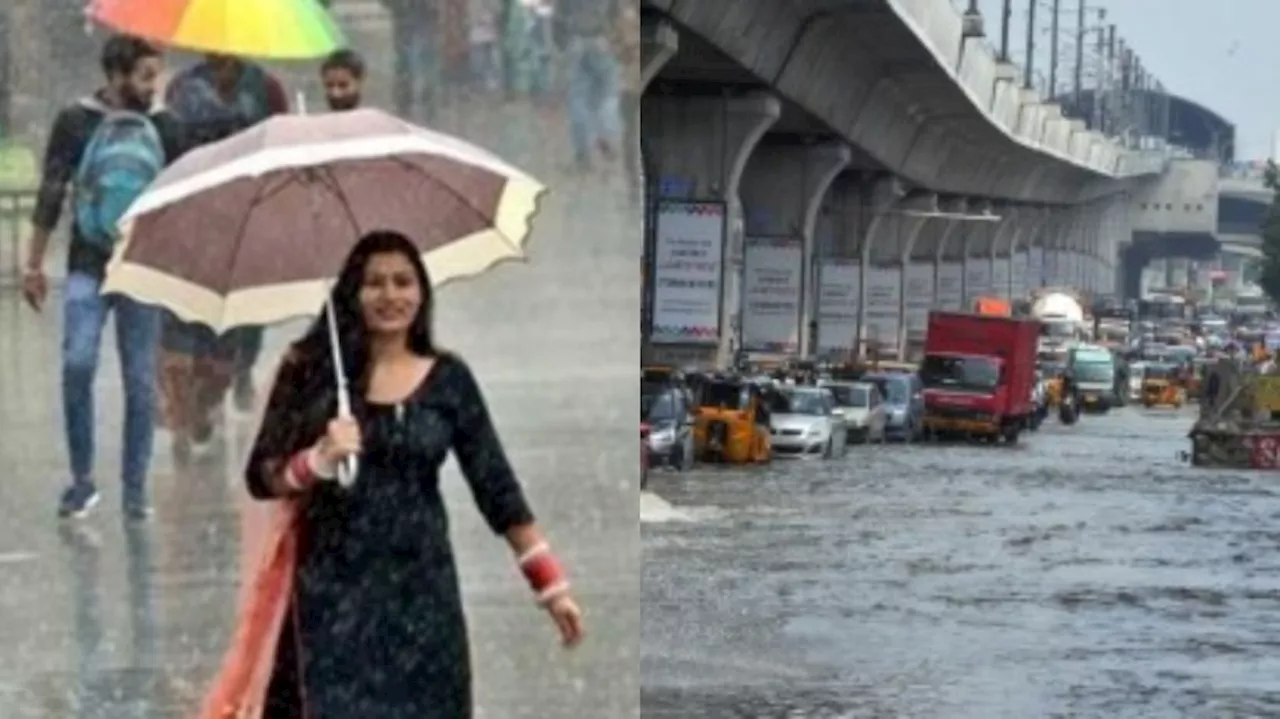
left=62, top=272, right=160, bottom=492
left=233, top=326, right=263, bottom=376
left=392, top=9, right=439, bottom=122
left=566, top=36, right=621, bottom=165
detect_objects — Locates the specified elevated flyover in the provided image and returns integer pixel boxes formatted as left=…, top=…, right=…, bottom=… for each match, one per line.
left=1217, top=176, right=1269, bottom=258
left=1107, top=91, right=1245, bottom=296
left=640, top=0, right=1169, bottom=365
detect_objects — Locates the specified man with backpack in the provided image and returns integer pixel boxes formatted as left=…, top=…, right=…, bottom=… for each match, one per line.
left=556, top=0, right=622, bottom=173
left=21, top=35, right=186, bottom=520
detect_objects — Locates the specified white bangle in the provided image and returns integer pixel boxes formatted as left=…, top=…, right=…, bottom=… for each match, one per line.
left=306, top=445, right=338, bottom=480
left=536, top=581, right=570, bottom=606
left=517, top=542, right=550, bottom=567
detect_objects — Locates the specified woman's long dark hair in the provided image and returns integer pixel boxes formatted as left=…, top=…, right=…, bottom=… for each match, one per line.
left=251, top=230, right=436, bottom=467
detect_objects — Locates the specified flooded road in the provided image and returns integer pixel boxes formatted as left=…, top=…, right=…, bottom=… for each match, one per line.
left=642, top=408, right=1280, bottom=718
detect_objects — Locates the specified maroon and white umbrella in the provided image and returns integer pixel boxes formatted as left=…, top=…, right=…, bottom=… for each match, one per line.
left=102, top=107, right=545, bottom=332
left=103, top=108, right=545, bottom=488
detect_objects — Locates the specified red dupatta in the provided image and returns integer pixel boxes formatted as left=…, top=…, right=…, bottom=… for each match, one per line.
left=196, top=494, right=302, bottom=718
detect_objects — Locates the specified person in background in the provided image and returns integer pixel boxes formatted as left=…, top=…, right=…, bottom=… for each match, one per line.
left=557, top=0, right=621, bottom=172
left=468, top=5, right=501, bottom=92
left=321, top=49, right=365, bottom=111
left=23, top=35, right=185, bottom=519
left=161, top=54, right=288, bottom=460
left=385, top=0, right=440, bottom=122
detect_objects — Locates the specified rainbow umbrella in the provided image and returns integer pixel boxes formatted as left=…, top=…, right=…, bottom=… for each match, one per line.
left=88, top=0, right=345, bottom=60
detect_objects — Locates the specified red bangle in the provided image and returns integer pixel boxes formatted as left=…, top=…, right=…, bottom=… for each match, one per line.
left=519, top=544, right=569, bottom=604
left=285, top=449, right=317, bottom=491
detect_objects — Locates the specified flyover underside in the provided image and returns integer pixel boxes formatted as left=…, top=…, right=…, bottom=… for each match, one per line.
left=640, top=92, right=1127, bottom=366
left=638, top=1, right=1150, bottom=367
left=641, top=0, right=1149, bottom=205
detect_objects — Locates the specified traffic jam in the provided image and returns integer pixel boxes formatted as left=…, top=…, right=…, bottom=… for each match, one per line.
left=639, top=289, right=1151, bottom=487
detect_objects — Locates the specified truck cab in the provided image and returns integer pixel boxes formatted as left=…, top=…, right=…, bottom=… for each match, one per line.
left=1067, top=345, right=1119, bottom=412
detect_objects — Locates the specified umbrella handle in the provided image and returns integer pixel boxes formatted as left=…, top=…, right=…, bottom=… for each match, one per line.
left=337, top=456, right=358, bottom=488
left=335, top=386, right=358, bottom=488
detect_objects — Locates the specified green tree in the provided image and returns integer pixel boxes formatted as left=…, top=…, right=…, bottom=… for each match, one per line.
left=1259, top=160, right=1280, bottom=304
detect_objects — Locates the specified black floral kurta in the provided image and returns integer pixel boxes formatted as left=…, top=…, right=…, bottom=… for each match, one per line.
left=250, top=354, right=534, bottom=718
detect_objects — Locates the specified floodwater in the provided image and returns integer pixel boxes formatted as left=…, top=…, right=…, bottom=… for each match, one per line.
left=642, top=408, right=1280, bottom=718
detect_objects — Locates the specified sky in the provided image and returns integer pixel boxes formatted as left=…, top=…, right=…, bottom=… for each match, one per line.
left=971, top=0, right=1279, bottom=160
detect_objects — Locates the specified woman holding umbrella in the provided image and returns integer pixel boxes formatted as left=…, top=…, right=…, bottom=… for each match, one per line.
left=96, top=104, right=568, bottom=715
left=239, top=230, right=584, bottom=717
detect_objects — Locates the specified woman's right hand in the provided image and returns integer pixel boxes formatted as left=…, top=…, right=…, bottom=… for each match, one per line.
left=317, top=416, right=362, bottom=466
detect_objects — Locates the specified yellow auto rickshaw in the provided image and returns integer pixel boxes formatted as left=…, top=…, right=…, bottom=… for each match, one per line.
left=691, top=378, right=772, bottom=464
left=1141, top=364, right=1185, bottom=409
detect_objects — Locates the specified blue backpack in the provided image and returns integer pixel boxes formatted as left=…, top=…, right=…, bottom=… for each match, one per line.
left=73, top=106, right=165, bottom=251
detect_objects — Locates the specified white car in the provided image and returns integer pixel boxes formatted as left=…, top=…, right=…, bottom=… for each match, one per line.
left=768, top=387, right=848, bottom=458
left=820, top=381, right=887, bottom=443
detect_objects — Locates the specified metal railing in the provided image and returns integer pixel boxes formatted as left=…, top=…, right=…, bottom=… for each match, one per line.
left=0, top=188, right=35, bottom=289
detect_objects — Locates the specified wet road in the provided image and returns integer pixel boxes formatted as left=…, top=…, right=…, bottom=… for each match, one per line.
left=642, top=408, right=1280, bottom=718
left=0, top=114, right=639, bottom=716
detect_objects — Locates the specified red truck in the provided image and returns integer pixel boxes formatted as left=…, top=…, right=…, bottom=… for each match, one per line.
left=920, top=311, right=1040, bottom=443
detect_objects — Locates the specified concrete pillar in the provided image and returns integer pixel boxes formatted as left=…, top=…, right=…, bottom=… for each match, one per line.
left=961, top=200, right=997, bottom=307
left=1086, top=203, right=1104, bottom=291
left=1075, top=205, right=1096, bottom=291
left=1051, top=209, right=1081, bottom=287
left=894, top=192, right=939, bottom=358
left=738, top=141, right=850, bottom=357
left=640, top=18, right=679, bottom=92
left=858, top=177, right=908, bottom=357
left=642, top=91, right=781, bottom=367
left=1040, top=211, right=1062, bottom=289
left=811, top=175, right=868, bottom=358
left=990, top=206, right=1021, bottom=299
left=1102, top=194, right=1128, bottom=295
left=933, top=199, right=971, bottom=311
left=1009, top=208, right=1048, bottom=300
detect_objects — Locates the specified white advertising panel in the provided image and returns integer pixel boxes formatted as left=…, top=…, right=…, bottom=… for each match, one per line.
left=817, top=260, right=860, bottom=355
left=864, top=266, right=901, bottom=351
left=992, top=257, right=1011, bottom=299
left=741, top=237, right=803, bottom=353
left=936, top=262, right=964, bottom=310
left=651, top=201, right=724, bottom=344
left=964, top=257, right=992, bottom=307
left=904, top=261, right=934, bottom=339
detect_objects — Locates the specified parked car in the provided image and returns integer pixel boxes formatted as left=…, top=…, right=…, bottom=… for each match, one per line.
left=642, top=386, right=695, bottom=470
left=820, top=380, right=887, bottom=443
left=862, top=372, right=923, bottom=441
left=768, top=386, right=848, bottom=458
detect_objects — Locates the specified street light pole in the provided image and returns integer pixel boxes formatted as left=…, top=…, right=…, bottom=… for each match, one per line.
left=1024, top=0, right=1037, bottom=88
left=1105, top=25, right=1115, bottom=134
left=1049, top=0, right=1061, bottom=98
left=1072, top=0, right=1085, bottom=107
left=999, top=0, right=1012, bottom=61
